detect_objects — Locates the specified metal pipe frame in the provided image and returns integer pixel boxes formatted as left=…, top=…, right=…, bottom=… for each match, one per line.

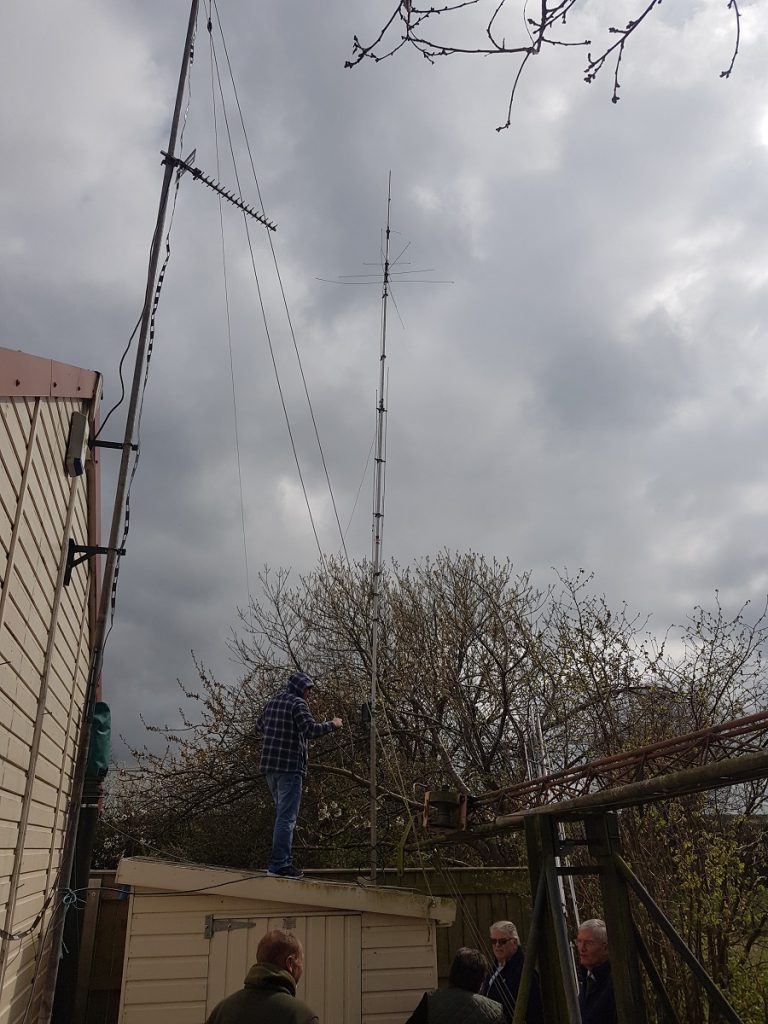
left=475, top=709, right=768, bottom=811
left=512, top=872, right=546, bottom=1024
left=615, top=853, right=743, bottom=1024
left=633, top=925, right=680, bottom=1024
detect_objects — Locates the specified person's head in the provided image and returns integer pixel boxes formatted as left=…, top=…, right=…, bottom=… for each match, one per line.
left=256, top=929, right=304, bottom=982
left=288, top=671, right=314, bottom=697
left=489, top=920, right=520, bottom=964
left=576, top=919, right=609, bottom=970
left=448, top=947, right=489, bottom=993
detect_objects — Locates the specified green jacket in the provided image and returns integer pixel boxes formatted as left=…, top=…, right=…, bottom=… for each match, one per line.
left=406, top=987, right=504, bottom=1024
left=205, top=963, right=319, bottom=1024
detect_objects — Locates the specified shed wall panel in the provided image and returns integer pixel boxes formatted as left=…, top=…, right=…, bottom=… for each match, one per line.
left=204, top=912, right=361, bottom=1024
left=362, top=967, right=434, bottom=993
left=122, top=979, right=208, bottom=1004
left=0, top=943, right=38, bottom=1024
left=0, top=391, right=96, bottom=1024
left=127, top=956, right=208, bottom=982
left=362, top=945, right=434, bottom=971
left=118, top=879, right=443, bottom=1024
left=361, top=913, right=436, bottom=1024
left=122, top=1003, right=207, bottom=1024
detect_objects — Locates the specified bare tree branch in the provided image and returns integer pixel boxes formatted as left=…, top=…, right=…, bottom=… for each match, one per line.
left=347, top=0, right=744, bottom=126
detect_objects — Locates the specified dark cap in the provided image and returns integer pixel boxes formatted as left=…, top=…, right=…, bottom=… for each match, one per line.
left=288, top=671, right=314, bottom=690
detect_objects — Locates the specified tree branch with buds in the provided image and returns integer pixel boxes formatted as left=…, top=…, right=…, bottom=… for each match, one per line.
left=347, top=0, right=743, bottom=129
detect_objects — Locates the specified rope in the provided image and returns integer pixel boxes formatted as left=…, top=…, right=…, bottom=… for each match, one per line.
left=0, top=888, right=56, bottom=943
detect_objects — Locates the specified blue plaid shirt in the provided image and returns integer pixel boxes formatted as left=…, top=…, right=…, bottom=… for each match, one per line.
left=256, top=678, right=334, bottom=776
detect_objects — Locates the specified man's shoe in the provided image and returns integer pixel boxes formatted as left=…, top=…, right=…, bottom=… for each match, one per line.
left=281, top=865, right=304, bottom=879
left=267, top=865, right=304, bottom=879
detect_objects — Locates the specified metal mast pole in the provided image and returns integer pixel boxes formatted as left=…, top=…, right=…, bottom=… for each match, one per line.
left=369, top=174, right=392, bottom=883
left=93, top=0, right=200, bottom=685
left=38, top=4, right=200, bottom=1020
left=534, top=713, right=581, bottom=976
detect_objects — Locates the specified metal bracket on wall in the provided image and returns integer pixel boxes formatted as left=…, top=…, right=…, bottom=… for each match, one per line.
left=90, top=439, right=138, bottom=452
left=203, top=916, right=253, bottom=940
left=64, top=539, right=126, bottom=587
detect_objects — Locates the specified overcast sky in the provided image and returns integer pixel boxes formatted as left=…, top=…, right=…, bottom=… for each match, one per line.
left=3, top=1, right=768, bottom=760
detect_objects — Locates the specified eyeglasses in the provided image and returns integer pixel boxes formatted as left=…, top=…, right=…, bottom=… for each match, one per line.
left=490, top=938, right=511, bottom=946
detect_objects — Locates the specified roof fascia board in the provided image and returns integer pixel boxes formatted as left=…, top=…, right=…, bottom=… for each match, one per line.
left=0, top=347, right=100, bottom=401
left=115, top=857, right=455, bottom=925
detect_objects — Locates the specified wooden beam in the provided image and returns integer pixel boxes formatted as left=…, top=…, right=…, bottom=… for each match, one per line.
left=435, top=750, right=768, bottom=844
left=525, top=817, right=577, bottom=1024
left=512, top=872, right=546, bottom=1024
left=585, top=814, right=647, bottom=1024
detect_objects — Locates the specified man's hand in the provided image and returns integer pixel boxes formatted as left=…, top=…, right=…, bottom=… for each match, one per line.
left=331, top=717, right=343, bottom=729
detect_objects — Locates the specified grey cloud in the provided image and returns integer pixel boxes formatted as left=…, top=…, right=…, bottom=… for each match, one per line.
left=4, top=2, right=768, bottom=755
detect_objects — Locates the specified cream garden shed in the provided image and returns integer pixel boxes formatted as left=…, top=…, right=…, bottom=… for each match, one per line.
left=0, top=347, right=101, bottom=1024
left=115, top=856, right=455, bottom=1024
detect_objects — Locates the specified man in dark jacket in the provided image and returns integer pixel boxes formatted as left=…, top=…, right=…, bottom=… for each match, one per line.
left=405, top=947, right=503, bottom=1023
left=576, top=919, right=616, bottom=1024
left=484, top=920, right=545, bottom=1024
left=256, top=671, right=342, bottom=878
left=205, top=929, right=318, bottom=1024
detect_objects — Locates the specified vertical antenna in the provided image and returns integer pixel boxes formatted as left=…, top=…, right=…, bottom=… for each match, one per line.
left=317, top=182, right=450, bottom=882
left=369, top=173, right=392, bottom=883
left=534, top=712, right=581, bottom=975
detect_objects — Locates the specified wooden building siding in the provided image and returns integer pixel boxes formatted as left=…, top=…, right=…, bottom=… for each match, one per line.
left=297, top=868, right=531, bottom=990
left=81, top=868, right=531, bottom=1024
left=0, top=386, right=98, bottom=1024
left=204, top=912, right=362, bottom=1024
left=116, top=860, right=453, bottom=1024
left=361, top=913, right=436, bottom=1024
left=120, top=892, right=435, bottom=1024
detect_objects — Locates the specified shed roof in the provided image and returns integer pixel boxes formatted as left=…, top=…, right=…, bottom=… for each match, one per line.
left=116, top=856, right=455, bottom=925
left=0, top=345, right=100, bottom=400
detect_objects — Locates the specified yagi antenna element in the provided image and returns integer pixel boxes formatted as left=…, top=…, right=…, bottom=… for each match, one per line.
left=161, top=149, right=277, bottom=232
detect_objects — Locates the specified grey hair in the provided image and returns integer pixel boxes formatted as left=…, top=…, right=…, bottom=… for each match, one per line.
left=578, top=919, right=608, bottom=945
left=490, top=920, right=519, bottom=942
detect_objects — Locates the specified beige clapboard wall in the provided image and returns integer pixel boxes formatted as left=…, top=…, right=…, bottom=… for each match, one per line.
left=116, top=858, right=456, bottom=1024
left=0, top=376, right=98, bottom=1024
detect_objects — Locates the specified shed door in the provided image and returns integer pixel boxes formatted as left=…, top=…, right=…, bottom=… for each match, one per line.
left=206, top=913, right=361, bottom=1023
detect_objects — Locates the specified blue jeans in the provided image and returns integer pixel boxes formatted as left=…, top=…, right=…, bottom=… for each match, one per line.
left=264, top=771, right=303, bottom=871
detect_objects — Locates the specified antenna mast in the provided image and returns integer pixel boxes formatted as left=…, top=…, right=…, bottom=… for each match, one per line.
left=38, top=2, right=201, bottom=1017
left=369, top=174, right=392, bottom=883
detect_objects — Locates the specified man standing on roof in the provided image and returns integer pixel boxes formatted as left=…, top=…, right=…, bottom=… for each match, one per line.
left=256, top=671, right=342, bottom=879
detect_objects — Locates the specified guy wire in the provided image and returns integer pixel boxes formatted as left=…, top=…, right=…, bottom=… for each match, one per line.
left=206, top=3, right=253, bottom=622
left=211, top=0, right=350, bottom=566
left=206, top=18, right=325, bottom=567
